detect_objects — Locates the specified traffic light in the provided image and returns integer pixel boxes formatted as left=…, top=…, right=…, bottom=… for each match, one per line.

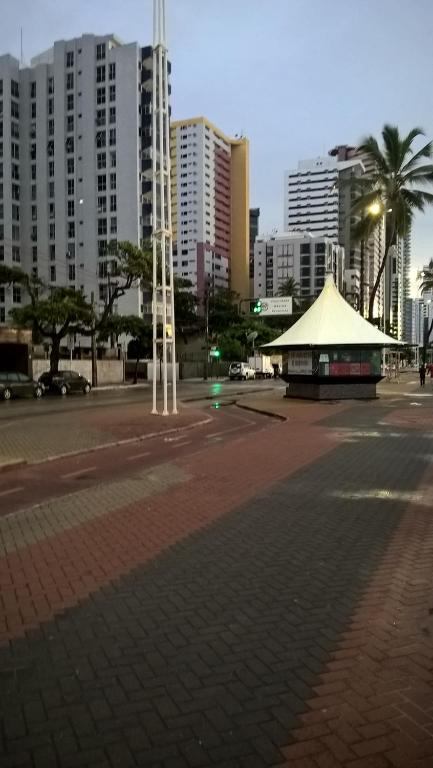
left=209, top=346, right=221, bottom=358
left=251, top=299, right=262, bottom=314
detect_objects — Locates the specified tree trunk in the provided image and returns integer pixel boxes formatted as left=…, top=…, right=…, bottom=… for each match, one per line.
left=359, top=239, right=365, bottom=317
left=49, top=337, right=61, bottom=374
left=368, top=219, right=396, bottom=323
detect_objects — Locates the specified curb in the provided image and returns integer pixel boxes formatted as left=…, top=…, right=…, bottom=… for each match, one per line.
left=234, top=400, right=287, bottom=422
left=0, top=416, right=213, bottom=474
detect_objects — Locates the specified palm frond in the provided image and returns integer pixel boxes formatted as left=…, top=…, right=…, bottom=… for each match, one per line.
left=402, top=164, right=433, bottom=186
left=400, top=141, right=433, bottom=175
left=398, top=126, right=426, bottom=164
left=382, top=124, right=403, bottom=171
left=357, top=135, right=389, bottom=175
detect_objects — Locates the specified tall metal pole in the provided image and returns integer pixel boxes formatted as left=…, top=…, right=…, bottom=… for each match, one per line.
left=152, top=0, right=177, bottom=415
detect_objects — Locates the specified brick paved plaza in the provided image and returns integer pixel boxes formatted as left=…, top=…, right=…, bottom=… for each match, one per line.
left=1, top=390, right=433, bottom=767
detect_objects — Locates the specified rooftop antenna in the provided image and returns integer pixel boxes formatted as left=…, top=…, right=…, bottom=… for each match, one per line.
left=151, top=0, right=177, bottom=415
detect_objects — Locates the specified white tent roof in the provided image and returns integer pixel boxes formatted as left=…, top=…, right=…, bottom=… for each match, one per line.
left=265, top=275, right=403, bottom=348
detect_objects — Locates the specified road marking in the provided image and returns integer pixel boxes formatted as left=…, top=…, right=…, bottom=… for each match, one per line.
left=0, top=486, right=24, bottom=498
left=164, top=434, right=186, bottom=443
left=61, top=465, right=97, bottom=480
left=206, top=422, right=253, bottom=439
left=126, top=451, right=151, bottom=461
left=171, top=440, right=191, bottom=448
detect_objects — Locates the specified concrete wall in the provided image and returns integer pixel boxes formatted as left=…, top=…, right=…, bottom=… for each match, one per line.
left=32, top=359, right=123, bottom=384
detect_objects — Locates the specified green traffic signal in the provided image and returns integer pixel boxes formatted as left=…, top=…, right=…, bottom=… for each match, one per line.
left=253, top=299, right=262, bottom=314
left=214, top=349, right=221, bottom=358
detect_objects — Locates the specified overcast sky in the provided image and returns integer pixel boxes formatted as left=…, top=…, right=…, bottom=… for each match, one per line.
left=2, top=0, right=433, bottom=292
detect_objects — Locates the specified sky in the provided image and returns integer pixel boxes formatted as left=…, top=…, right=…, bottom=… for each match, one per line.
left=1, top=0, right=433, bottom=294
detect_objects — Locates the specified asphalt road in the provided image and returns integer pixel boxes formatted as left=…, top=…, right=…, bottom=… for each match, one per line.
left=0, top=404, right=278, bottom=516
left=0, top=378, right=283, bottom=423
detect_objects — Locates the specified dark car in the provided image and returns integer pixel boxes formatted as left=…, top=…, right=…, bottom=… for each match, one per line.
left=39, top=370, right=92, bottom=396
left=0, top=372, right=43, bottom=401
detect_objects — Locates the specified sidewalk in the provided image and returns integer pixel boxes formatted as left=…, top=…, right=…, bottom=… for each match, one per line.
left=0, top=401, right=210, bottom=470
left=1, top=393, right=433, bottom=766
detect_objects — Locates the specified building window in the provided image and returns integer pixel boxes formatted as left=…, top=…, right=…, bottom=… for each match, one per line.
left=12, top=225, right=20, bottom=241
left=30, top=144, right=36, bottom=160
left=32, top=246, right=37, bottom=262
left=12, top=184, right=20, bottom=200
left=67, top=179, right=74, bottom=195
left=68, top=221, right=75, bottom=238
left=66, top=51, right=74, bottom=68
left=110, top=195, right=117, bottom=212
left=13, top=285, right=21, bottom=303
left=96, top=109, right=105, bottom=126
left=97, top=175, right=106, bottom=192
left=97, top=196, right=106, bottom=213
left=49, top=244, right=55, bottom=261
left=96, top=43, right=106, bottom=60
left=96, top=65, right=106, bottom=83
left=12, top=204, right=19, bottom=221
left=110, top=151, right=116, bottom=168
left=11, top=122, right=19, bottom=139
left=48, top=77, right=54, bottom=94
left=66, top=137, right=74, bottom=153
left=68, top=264, right=75, bottom=281
left=110, top=217, right=117, bottom=234
left=48, top=181, right=55, bottom=198
left=67, top=200, right=75, bottom=217
left=67, top=158, right=74, bottom=174
left=66, top=115, right=74, bottom=132
left=109, top=84, right=115, bottom=102
left=98, top=218, right=107, bottom=235
left=31, top=205, right=37, bottom=220
left=66, top=73, right=74, bottom=90
left=109, top=128, right=116, bottom=146
left=49, top=223, right=55, bottom=240
left=97, top=152, right=106, bottom=169
left=0, top=307, right=4, bottom=322
left=11, top=101, right=19, bottom=119
left=98, top=240, right=107, bottom=257
left=0, top=287, right=4, bottom=302
left=48, top=98, right=54, bottom=115
left=12, top=246, right=20, bottom=263
left=49, top=160, right=54, bottom=177
left=110, top=172, right=116, bottom=190
left=11, top=79, right=19, bottom=98
left=67, top=93, right=74, bottom=111
left=96, top=131, right=106, bottom=148
left=109, top=106, right=116, bottom=124
left=29, top=81, right=36, bottom=99
left=109, top=63, right=116, bottom=80
left=50, top=266, right=56, bottom=282
left=31, top=225, right=37, bottom=242
left=96, top=87, right=106, bottom=105
left=67, top=243, right=75, bottom=259
left=11, top=142, right=19, bottom=159
left=47, top=140, right=54, bottom=156
left=300, top=243, right=311, bottom=255
left=48, top=119, right=54, bottom=136
left=315, top=242, right=326, bottom=254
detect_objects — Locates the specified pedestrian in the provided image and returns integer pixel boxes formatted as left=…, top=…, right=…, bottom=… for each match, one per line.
left=419, top=363, right=426, bottom=387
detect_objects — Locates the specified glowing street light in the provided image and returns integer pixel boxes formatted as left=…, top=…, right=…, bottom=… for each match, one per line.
left=368, top=201, right=382, bottom=216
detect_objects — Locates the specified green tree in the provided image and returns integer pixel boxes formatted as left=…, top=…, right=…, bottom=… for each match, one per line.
left=277, top=277, right=300, bottom=303
left=173, top=277, right=199, bottom=341
left=207, top=287, right=240, bottom=334
left=10, top=286, right=94, bottom=374
left=97, top=240, right=153, bottom=332
left=353, top=125, right=433, bottom=321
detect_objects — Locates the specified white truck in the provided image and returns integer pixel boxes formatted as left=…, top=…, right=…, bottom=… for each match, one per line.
left=248, top=354, right=274, bottom=379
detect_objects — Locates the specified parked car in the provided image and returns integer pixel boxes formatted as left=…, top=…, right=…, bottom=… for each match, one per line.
left=228, top=362, right=256, bottom=381
left=0, top=371, right=43, bottom=401
left=39, top=370, right=92, bottom=396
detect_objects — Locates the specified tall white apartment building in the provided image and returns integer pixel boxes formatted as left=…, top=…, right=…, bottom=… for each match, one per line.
left=0, top=35, right=160, bottom=326
left=170, top=117, right=249, bottom=302
left=253, top=231, right=344, bottom=301
left=284, top=154, right=364, bottom=242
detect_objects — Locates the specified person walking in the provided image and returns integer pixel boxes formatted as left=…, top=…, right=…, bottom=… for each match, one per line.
left=419, top=363, right=426, bottom=387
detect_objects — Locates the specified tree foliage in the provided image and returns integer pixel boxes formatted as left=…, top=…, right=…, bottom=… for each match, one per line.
left=353, top=124, right=433, bottom=320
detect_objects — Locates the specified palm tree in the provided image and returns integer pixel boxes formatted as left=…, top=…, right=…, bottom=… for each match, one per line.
left=277, top=277, right=300, bottom=305
left=354, top=125, right=433, bottom=321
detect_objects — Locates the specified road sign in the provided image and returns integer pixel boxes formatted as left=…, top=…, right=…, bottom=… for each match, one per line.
left=250, top=297, right=293, bottom=316
left=246, top=331, right=258, bottom=342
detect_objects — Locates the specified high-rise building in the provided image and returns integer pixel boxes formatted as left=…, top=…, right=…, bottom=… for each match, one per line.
left=249, top=207, right=260, bottom=294
left=253, top=231, right=344, bottom=300
left=0, top=34, right=162, bottom=326
left=170, top=117, right=249, bottom=301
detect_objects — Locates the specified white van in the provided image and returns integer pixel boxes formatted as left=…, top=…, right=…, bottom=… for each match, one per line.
left=228, top=362, right=256, bottom=381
